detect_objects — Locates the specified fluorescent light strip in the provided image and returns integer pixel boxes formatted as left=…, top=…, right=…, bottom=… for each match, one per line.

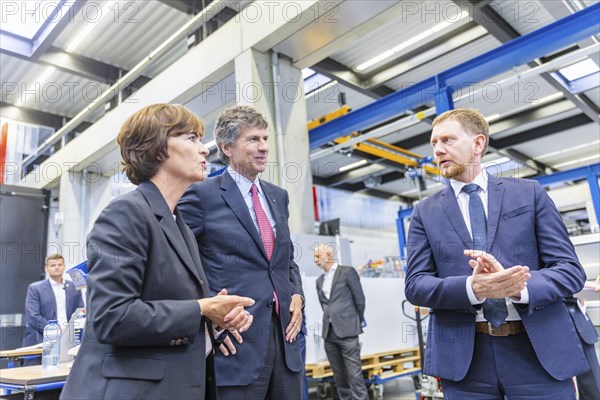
left=356, top=11, right=469, bottom=72
left=486, top=114, right=500, bottom=122
left=339, top=159, right=368, bottom=172
left=536, top=92, right=563, bottom=104
left=21, top=66, right=56, bottom=105
left=66, top=1, right=113, bottom=52
left=552, top=154, right=600, bottom=169
left=306, top=80, right=338, bottom=98
left=537, top=140, right=600, bottom=160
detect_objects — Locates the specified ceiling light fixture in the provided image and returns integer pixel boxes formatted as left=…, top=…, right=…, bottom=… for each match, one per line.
left=339, top=159, right=368, bottom=172
left=536, top=92, right=564, bottom=104
left=552, top=154, right=599, bottom=169
left=306, top=80, right=338, bottom=98
left=537, top=140, right=600, bottom=160
left=355, top=10, right=469, bottom=72
left=65, top=1, right=113, bottom=53
left=20, top=66, right=56, bottom=105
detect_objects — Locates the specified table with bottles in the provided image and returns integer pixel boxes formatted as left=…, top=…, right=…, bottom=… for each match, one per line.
left=0, top=348, right=42, bottom=368
left=0, top=363, right=69, bottom=399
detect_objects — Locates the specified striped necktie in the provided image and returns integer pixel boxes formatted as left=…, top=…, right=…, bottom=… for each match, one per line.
left=250, top=183, right=279, bottom=315
left=462, top=183, right=508, bottom=328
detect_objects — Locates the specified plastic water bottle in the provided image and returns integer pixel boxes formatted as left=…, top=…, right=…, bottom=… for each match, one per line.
left=73, top=309, right=86, bottom=346
left=42, top=320, right=61, bottom=370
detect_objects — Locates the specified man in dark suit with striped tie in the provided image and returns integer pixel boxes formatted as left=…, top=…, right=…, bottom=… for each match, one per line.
left=179, top=105, right=304, bottom=400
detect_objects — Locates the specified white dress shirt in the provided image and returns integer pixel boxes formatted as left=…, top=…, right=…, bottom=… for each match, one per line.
left=227, top=167, right=277, bottom=236
left=49, top=278, right=67, bottom=328
left=449, top=170, right=529, bottom=322
left=322, top=263, right=338, bottom=300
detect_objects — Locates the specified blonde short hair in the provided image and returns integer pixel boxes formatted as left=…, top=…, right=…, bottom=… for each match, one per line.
left=432, top=108, right=489, bottom=155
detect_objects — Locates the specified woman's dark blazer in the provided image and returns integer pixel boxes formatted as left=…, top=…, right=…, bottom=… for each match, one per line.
left=61, top=181, right=216, bottom=400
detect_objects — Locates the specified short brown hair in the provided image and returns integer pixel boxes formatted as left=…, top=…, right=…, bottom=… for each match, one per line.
left=214, top=105, right=268, bottom=165
left=45, top=254, right=64, bottom=265
left=432, top=109, right=489, bottom=155
left=117, top=104, right=204, bottom=185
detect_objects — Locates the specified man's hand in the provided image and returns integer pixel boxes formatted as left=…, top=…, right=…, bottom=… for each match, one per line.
left=218, top=329, right=244, bottom=356
left=198, top=290, right=254, bottom=331
left=464, top=250, right=530, bottom=300
left=285, top=294, right=303, bottom=343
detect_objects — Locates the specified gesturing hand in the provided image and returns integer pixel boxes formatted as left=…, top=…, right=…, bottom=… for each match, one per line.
left=464, top=250, right=531, bottom=300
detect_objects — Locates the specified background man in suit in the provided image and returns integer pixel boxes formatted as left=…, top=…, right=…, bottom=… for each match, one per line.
left=405, top=108, right=589, bottom=399
left=23, top=253, right=84, bottom=346
left=180, top=105, right=304, bottom=400
left=314, top=243, right=368, bottom=400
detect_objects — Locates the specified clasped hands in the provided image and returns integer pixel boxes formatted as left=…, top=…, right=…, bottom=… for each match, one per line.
left=198, top=288, right=255, bottom=333
left=218, top=293, right=304, bottom=357
left=465, top=250, right=531, bottom=301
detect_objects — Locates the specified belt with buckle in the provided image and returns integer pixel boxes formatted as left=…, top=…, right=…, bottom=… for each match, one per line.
left=475, top=321, right=525, bottom=337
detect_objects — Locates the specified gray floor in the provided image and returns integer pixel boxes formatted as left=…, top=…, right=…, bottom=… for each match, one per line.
left=308, top=376, right=419, bottom=400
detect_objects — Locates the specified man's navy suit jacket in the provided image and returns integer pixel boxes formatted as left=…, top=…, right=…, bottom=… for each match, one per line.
left=23, top=279, right=83, bottom=346
left=179, top=171, right=304, bottom=387
left=405, top=176, right=589, bottom=381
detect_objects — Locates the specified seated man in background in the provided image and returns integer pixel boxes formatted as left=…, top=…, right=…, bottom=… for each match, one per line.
left=314, top=243, right=368, bottom=400
left=22, top=253, right=84, bottom=346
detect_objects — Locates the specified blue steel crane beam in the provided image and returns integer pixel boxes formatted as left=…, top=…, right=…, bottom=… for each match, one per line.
left=309, top=3, right=600, bottom=149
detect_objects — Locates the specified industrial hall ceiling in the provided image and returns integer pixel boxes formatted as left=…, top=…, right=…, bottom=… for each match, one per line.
left=1, top=0, right=599, bottom=202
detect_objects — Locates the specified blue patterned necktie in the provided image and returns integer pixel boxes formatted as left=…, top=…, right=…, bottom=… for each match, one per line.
left=462, top=183, right=508, bottom=328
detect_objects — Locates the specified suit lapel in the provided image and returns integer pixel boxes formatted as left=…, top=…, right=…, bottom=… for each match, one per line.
left=138, top=182, right=202, bottom=285
left=316, top=275, right=328, bottom=305
left=175, top=207, right=210, bottom=297
left=440, top=185, right=472, bottom=248
left=486, top=177, right=504, bottom=251
left=329, top=267, right=343, bottom=298
left=43, top=280, right=58, bottom=319
left=220, top=172, right=269, bottom=261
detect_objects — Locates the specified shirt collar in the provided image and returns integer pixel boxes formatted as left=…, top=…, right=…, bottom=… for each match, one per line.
left=227, top=166, right=263, bottom=196
left=450, top=169, right=489, bottom=198
left=49, top=278, right=63, bottom=288
left=326, top=263, right=338, bottom=276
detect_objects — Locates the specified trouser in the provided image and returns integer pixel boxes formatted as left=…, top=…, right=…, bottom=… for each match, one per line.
left=324, top=327, right=368, bottom=400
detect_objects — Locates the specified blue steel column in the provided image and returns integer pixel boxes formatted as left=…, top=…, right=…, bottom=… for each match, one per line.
left=587, top=174, right=600, bottom=227
left=397, top=207, right=414, bottom=260
left=531, top=163, right=600, bottom=227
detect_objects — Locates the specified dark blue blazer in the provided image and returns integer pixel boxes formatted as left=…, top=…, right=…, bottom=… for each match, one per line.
left=23, top=279, right=84, bottom=346
left=405, top=176, right=589, bottom=381
left=61, top=181, right=216, bottom=400
left=179, top=171, right=304, bottom=387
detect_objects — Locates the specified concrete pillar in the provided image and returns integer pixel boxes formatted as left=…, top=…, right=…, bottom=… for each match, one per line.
left=54, top=171, right=112, bottom=266
left=234, top=48, right=314, bottom=234
left=54, top=172, right=85, bottom=266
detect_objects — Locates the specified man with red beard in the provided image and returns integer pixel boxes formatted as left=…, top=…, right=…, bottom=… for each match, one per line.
left=405, top=108, right=589, bottom=399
